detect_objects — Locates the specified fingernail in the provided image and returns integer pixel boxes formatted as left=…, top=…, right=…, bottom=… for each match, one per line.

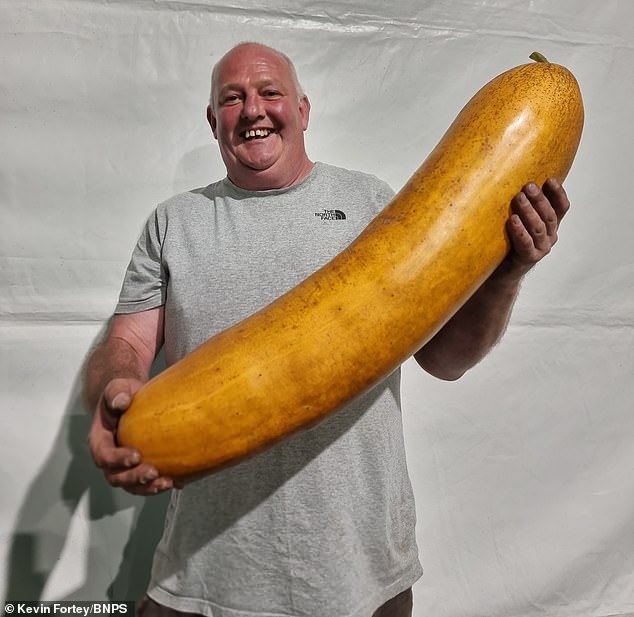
left=111, top=393, right=130, bottom=409
left=124, top=454, right=140, bottom=468
left=526, top=183, right=539, bottom=196
left=140, top=471, right=157, bottom=485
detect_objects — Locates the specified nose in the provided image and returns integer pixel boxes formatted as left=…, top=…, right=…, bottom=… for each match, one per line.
left=242, top=93, right=265, bottom=121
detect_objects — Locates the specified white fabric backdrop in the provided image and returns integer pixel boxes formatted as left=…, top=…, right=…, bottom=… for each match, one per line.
left=1, top=0, right=633, bottom=614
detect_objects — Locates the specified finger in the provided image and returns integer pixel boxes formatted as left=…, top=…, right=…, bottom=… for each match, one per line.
left=93, top=401, right=121, bottom=433
left=103, top=378, right=141, bottom=413
left=88, top=409, right=138, bottom=459
left=89, top=430, right=140, bottom=470
left=511, top=189, right=549, bottom=252
left=92, top=441, right=141, bottom=471
left=106, top=467, right=177, bottom=496
left=543, top=177, right=570, bottom=223
left=105, top=462, right=156, bottom=486
left=92, top=433, right=177, bottom=495
left=507, top=213, right=536, bottom=260
left=522, top=182, right=560, bottom=240
left=97, top=378, right=144, bottom=433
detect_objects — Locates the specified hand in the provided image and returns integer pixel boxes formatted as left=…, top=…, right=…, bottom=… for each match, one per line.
left=88, top=378, right=181, bottom=496
left=504, top=178, right=570, bottom=276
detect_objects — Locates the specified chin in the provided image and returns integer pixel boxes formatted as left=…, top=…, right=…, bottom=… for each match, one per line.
left=243, top=152, right=281, bottom=169
left=237, top=157, right=281, bottom=174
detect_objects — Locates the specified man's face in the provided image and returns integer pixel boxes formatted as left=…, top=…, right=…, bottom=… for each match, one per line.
left=208, top=44, right=312, bottom=191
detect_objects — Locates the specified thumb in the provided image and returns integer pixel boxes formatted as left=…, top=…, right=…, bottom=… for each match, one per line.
left=103, top=377, right=143, bottom=413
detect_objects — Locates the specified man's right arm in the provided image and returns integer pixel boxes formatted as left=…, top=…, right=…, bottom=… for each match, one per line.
left=84, top=307, right=178, bottom=495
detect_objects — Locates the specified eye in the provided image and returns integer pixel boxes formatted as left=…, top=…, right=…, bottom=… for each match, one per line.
left=263, top=89, right=282, bottom=99
left=221, top=93, right=241, bottom=106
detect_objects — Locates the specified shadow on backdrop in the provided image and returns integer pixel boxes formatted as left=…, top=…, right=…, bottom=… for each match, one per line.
left=5, top=342, right=169, bottom=601
left=5, top=145, right=221, bottom=602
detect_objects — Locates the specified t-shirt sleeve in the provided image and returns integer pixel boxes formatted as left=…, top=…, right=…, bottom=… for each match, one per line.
left=115, top=208, right=167, bottom=314
left=366, top=176, right=396, bottom=219
left=376, top=178, right=396, bottom=209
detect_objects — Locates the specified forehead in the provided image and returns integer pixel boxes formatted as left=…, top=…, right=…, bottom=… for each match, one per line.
left=214, top=45, right=293, bottom=90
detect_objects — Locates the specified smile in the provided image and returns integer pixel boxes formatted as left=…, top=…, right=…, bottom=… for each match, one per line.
left=242, top=128, right=274, bottom=140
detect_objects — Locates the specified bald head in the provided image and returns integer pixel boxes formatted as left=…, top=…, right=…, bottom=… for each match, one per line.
left=209, top=42, right=305, bottom=111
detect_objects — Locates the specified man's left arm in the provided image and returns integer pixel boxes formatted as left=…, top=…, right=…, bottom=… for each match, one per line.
left=414, top=178, right=570, bottom=381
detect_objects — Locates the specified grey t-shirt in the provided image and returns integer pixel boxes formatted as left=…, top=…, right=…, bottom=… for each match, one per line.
left=116, top=162, right=423, bottom=617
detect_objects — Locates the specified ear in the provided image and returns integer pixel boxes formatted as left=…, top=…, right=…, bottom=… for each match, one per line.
left=206, top=105, right=218, bottom=139
left=299, top=95, right=311, bottom=131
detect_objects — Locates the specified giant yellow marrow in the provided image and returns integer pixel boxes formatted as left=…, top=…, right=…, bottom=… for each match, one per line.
left=118, top=55, right=584, bottom=478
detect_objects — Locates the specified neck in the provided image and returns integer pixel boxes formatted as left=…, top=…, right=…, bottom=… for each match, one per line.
left=229, top=158, right=315, bottom=191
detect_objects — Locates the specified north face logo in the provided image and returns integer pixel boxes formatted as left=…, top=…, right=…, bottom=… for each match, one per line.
left=315, top=209, right=346, bottom=221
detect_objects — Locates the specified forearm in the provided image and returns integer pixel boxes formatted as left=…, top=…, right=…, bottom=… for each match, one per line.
left=83, top=309, right=164, bottom=411
left=414, top=178, right=570, bottom=380
left=83, top=334, right=152, bottom=411
left=414, top=260, right=524, bottom=380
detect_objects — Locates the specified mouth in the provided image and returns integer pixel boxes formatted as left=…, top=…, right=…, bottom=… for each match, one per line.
left=241, top=128, right=275, bottom=141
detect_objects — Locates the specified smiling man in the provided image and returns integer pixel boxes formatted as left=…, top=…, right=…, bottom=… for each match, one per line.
left=84, top=42, right=570, bottom=617
left=207, top=44, right=313, bottom=190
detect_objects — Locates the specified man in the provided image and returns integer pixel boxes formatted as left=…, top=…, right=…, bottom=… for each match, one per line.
left=85, top=42, right=570, bottom=617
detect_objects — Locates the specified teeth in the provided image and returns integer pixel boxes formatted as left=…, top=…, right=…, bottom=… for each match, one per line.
left=245, top=129, right=271, bottom=139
